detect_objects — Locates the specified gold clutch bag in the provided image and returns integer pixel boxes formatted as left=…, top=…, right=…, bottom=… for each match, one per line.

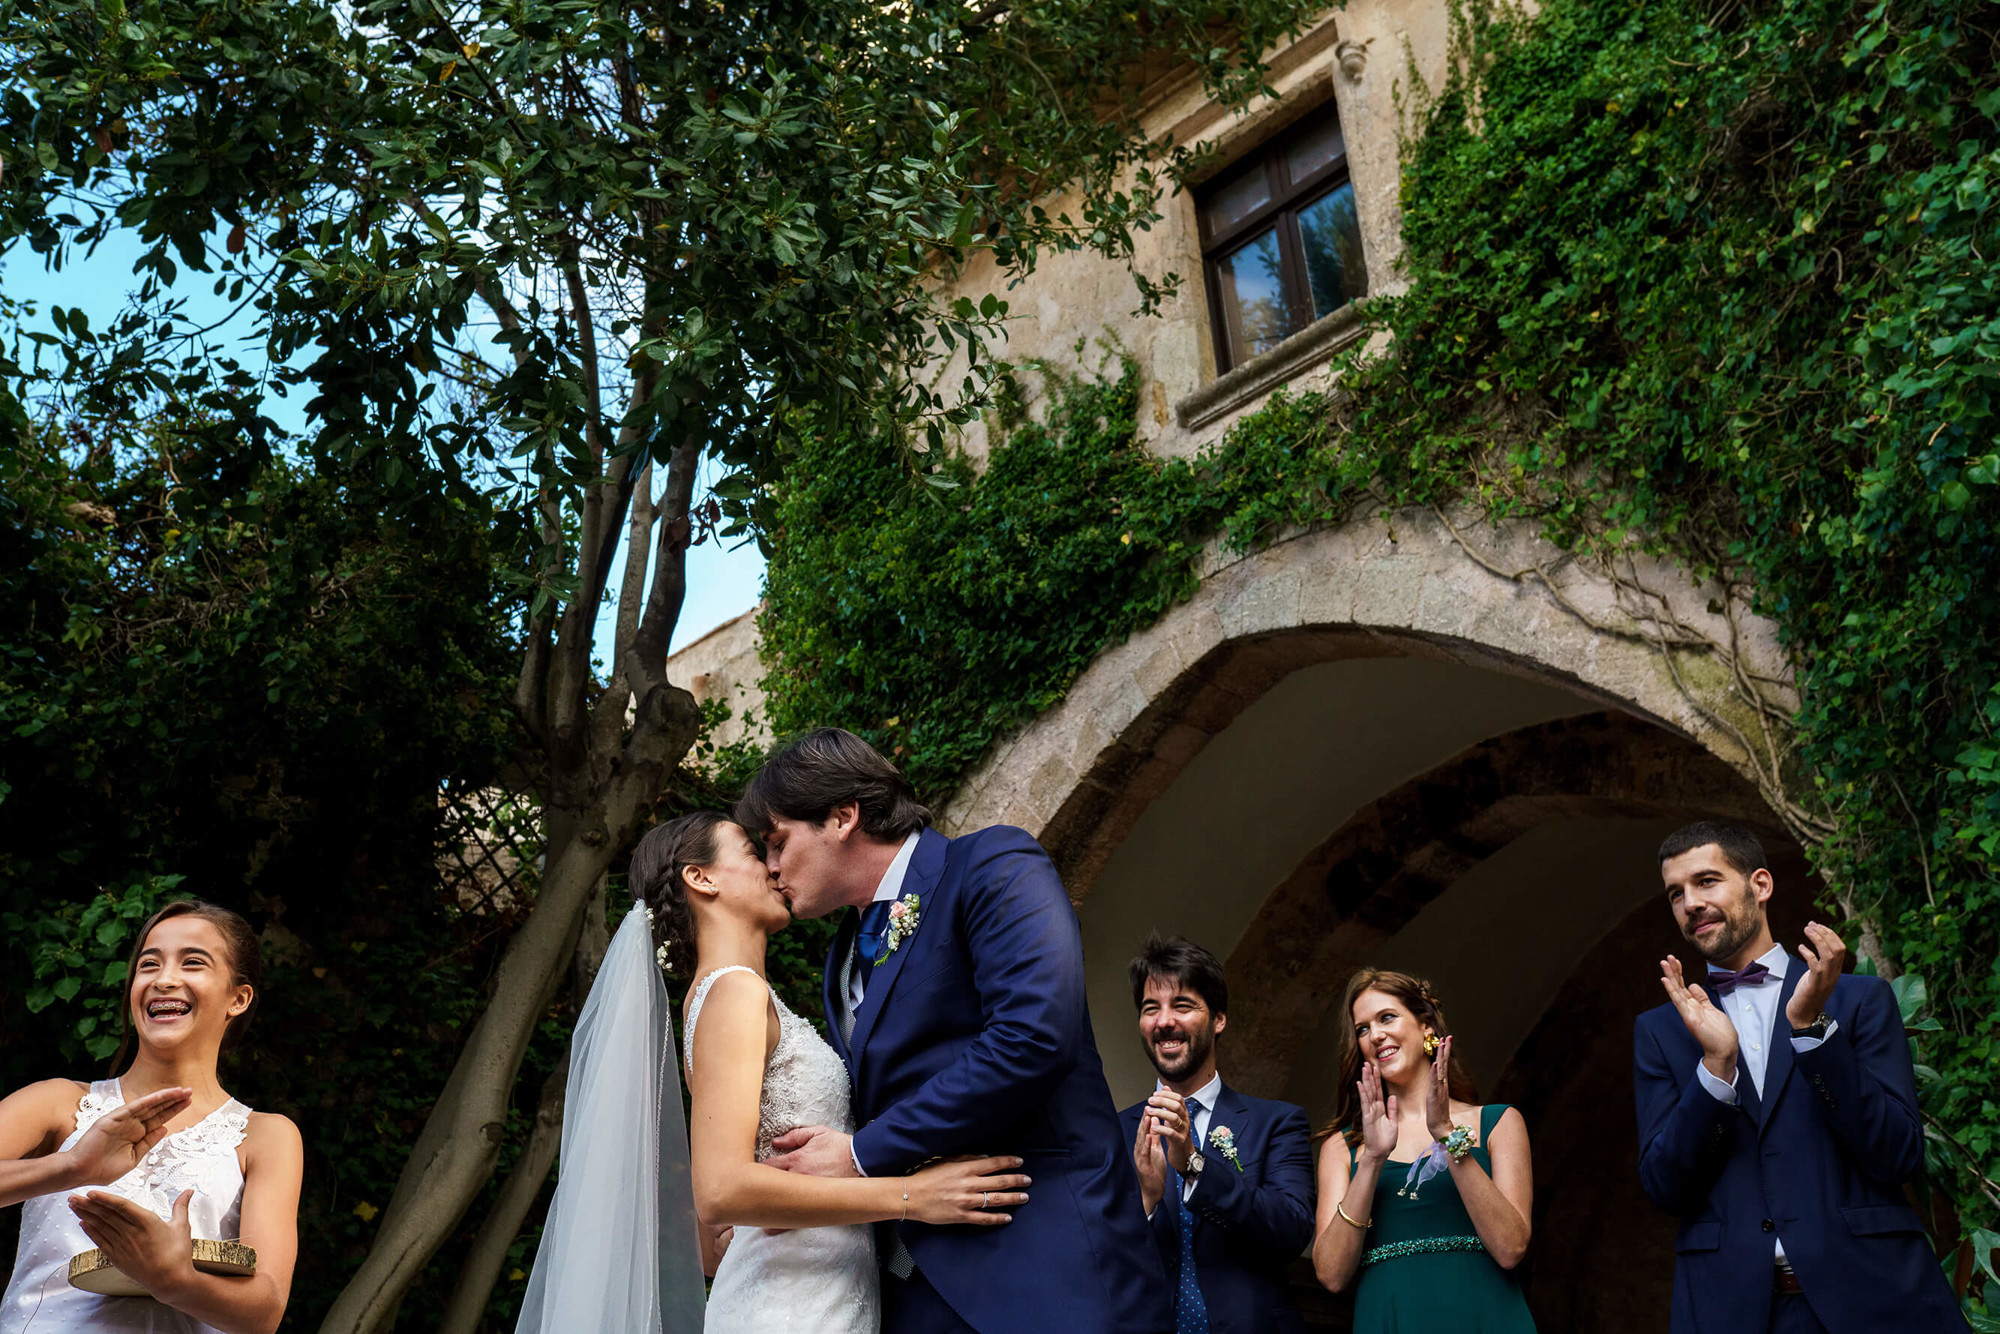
left=67, top=1240, right=257, bottom=1296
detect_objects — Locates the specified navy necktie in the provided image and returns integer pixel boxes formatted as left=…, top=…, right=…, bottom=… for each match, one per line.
left=1707, top=961, right=1771, bottom=996
left=853, top=900, right=893, bottom=998
left=1174, top=1097, right=1211, bottom=1334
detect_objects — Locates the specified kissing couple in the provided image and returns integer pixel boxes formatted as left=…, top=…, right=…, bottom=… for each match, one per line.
left=515, top=728, right=1172, bottom=1334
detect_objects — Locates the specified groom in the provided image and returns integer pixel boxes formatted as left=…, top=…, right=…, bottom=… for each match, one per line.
left=741, top=728, right=1171, bottom=1334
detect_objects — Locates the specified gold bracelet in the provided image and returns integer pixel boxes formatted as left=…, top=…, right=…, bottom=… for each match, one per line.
left=1336, top=1201, right=1372, bottom=1230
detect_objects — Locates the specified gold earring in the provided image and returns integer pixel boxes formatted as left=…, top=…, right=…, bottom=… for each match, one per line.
left=1423, top=1033, right=1441, bottom=1056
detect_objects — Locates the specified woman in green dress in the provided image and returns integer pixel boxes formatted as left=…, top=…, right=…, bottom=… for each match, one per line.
left=1311, top=969, right=1537, bottom=1332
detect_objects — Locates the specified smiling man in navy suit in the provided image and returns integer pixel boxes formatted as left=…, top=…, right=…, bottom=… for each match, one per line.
left=1120, top=935, right=1314, bottom=1334
left=1635, top=821, right=1964, bottom=1334
left=742, top=728, right=1171, bottom=1334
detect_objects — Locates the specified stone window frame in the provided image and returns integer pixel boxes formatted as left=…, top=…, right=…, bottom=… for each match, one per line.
left=1197, top=108, right=1364, bottom=373
left=1175, top=87, right=1372, bottom=433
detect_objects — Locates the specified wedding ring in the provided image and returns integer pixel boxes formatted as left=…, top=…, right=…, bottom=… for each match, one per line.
left=981, top=1191, right=989, bottom=1209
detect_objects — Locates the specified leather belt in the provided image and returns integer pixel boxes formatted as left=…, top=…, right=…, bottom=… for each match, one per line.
left=1774, top=1267, right=1805, bottom=1295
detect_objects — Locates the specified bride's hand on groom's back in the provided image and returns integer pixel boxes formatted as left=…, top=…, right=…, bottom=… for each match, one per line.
left=907, top=1156, right=1031, bottom=1227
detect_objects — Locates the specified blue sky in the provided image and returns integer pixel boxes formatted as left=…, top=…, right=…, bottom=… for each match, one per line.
left=3, top=232, right=765, bottom=657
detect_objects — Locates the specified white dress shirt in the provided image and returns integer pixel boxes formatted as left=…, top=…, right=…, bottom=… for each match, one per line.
left=844, top=831, right=921, bottom=1015
left=1141, top=1069, right=1223, bottom=1218
left=845, top=831, right=921, bottom=1178
left=1691, top=943, right=1837, bottom=1262
left=1172, top=1071, right=1224, bottom=1205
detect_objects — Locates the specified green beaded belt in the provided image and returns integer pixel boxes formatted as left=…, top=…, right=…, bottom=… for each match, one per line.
left=1361, top=1235, right=1487, bottom=1266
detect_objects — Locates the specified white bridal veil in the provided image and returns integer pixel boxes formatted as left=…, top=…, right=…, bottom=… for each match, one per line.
left=516, top=901, right=707, bottom=1333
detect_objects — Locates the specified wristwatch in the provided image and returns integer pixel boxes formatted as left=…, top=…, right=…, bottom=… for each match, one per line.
left=1790, top=1012, right=1832, bottom=1041
left=1183, top=1151, right=1206, bottom=1180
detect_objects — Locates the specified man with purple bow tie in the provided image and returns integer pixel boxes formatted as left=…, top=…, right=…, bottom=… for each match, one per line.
left=1633, top=821, right=1964, bottom=1334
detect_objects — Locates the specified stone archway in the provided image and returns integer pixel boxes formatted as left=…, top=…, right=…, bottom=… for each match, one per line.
left=941, top=506, right=1791, bottom=888
left=924, top=506, right=1798, bottom=1332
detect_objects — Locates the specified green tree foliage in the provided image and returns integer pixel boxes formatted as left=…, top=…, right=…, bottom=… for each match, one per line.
left=4, top=0, right=1318, bottom=1324
left=761, top=0, right=2000, bottom=1308
left=0, top=392, right=556, bottom=1328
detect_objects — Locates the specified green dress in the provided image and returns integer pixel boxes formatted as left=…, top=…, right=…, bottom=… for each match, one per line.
left=1346, top=1103, right=1537, bottom=1333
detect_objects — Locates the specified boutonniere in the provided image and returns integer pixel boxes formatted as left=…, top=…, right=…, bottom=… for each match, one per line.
left=872, top=893, right=921, bottom=965
left=1207, top=1125, right=1245, bottom=1172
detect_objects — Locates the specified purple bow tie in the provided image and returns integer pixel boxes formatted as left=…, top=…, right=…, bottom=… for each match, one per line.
left=1707, top=961, right=1771, bottom=996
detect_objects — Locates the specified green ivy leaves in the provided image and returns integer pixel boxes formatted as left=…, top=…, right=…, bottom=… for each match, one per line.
left=7, top=876, right=183, bottom=1062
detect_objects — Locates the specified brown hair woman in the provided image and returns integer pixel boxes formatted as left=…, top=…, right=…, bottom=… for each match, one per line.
left=1311, top=968, right=1537, bottom=1332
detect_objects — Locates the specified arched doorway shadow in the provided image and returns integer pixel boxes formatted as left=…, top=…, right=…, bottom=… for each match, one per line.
left=1211, top=715, right=1811, bottom=1333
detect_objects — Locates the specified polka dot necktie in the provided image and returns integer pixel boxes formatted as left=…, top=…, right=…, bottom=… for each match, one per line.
left=1174, top=1097, right=1211, bottom=1334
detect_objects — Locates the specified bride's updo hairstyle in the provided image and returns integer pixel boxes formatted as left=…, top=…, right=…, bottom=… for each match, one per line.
left=629, top=810, right=731, bottom=975
left=1318, top=967, right=1477, bottom=1148
left=112, top=898, right=264, bottom=1075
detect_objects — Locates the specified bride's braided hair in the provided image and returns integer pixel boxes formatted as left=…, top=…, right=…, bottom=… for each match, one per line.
left=627, top=810, right=730, bottom=976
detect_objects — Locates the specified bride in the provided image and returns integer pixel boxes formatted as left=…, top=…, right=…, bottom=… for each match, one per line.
left=631, top=810, right=1027, bottom=1332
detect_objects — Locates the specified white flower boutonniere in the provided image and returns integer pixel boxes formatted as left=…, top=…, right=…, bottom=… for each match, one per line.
left=1208, top=1125, right=1245, bottom=1172
left=872, top=893, right=921, bottom=965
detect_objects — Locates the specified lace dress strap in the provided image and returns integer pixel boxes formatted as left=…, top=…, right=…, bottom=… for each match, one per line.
left=685, top=966, right=768, bottom=1075
left=73, top=1078, right=123, bottom=1136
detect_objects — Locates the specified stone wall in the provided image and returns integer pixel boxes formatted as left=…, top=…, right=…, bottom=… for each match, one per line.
left=938, top=0, right=1450, bottom=464
left=668, top=606, right=768, bottom=752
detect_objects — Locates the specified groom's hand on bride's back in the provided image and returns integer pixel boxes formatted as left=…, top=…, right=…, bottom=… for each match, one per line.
left=765, top=1124, right=859, bottom=1178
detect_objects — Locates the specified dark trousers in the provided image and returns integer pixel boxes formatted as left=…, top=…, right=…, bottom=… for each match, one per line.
left=882, top=1267, right=979, bottom=1334
left=1770, top=1292, right=1831, bottom=1334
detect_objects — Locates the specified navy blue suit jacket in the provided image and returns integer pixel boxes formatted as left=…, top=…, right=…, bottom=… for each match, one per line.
left=1633, top=967, right=1963, bottom=1334
left=1118, top=1082, right=1314, bottom=1334
left=825, top=826, right=1172, bottom=1334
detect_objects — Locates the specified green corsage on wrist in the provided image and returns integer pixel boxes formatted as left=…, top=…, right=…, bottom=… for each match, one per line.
left=1440, top=1125, right=1475, bottom=1161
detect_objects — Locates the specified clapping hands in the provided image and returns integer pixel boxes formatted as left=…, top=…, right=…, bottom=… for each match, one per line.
left=1423, top=1035, right=1456, bottom=1142
left=64, top=1086, right=191, bottom=1189
left=1659, top=955, right=1739, bottom=1083
left=68, top=1187, right=196, bottom=1302
left=1355, top=1060, right=1399, bottom=1166
left=1784, top=923, right=1846, bottom=1030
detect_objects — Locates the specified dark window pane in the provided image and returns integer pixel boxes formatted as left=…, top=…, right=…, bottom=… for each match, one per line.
left=1203, top=164, right=1272, bottom=236
left=1215, top=226, right=1302, bottom=364
left=1284, top=117, right=1347, bottom=184
left=1298, top=181, right=1366, bottom=317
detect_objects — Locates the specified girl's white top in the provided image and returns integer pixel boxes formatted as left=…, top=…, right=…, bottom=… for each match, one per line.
left=1, top=1079, right=249, bottom=1334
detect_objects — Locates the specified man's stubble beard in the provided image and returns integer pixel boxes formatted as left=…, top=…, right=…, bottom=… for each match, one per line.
left=1150, top=1025, right=1216, bottom=1083
left=1686, top=892, right=1761, bottom=964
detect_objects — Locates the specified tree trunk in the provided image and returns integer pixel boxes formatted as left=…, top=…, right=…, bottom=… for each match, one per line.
left=435, top=875, right=610, bottom=1334
left=434, top=1053, right=569, bottom=1334
left=320, top=673, right=698, bottom=1334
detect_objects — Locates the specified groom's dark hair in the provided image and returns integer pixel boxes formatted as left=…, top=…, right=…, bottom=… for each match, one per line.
left=735, top=727, right=931, bottom=841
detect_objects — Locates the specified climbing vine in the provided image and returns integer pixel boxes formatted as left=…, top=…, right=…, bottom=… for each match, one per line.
left=760, top=0, right=1998, bottom=1307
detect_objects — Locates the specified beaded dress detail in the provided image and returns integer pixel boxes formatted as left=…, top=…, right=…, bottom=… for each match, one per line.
left=1344, top=1102, right=1536, bottom=1333
left=1, top=1081, right=250, bottom=1334
left=685, top=967, right=878, bottom=1334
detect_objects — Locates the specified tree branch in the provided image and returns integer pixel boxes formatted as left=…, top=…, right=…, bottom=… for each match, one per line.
left=433, top=1052, right=568, bottom=1334
left=625, top=436, right=699, bottom=696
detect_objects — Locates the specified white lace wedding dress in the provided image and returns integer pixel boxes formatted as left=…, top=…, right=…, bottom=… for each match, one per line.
left=1, top=1080, right=249, bottom=1334
left=685, top=966, right=879, bottom=1334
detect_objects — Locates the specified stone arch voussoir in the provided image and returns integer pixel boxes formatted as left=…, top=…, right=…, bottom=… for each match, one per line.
left=942, top=507, right=1792, bottom=899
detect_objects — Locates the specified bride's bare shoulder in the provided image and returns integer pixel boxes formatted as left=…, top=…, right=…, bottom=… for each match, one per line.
left=685, top=968, right=780, bottom=1070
